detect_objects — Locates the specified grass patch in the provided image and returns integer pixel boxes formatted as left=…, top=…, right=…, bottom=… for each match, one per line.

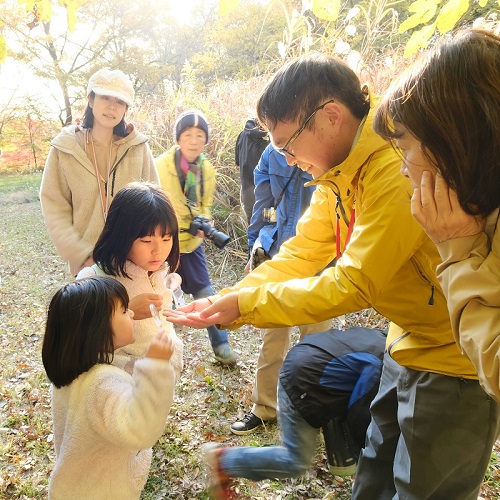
left=0, top=172, right=42, bottom=205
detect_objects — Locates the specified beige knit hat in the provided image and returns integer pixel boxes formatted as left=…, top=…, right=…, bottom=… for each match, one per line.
left=87, top=68, right=135, bottom=107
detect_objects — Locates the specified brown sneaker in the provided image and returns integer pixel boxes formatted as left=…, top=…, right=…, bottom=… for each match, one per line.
left=202, top=443, right=235, bottom=499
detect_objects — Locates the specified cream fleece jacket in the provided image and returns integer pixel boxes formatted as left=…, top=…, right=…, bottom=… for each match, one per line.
left=49, top=358, right=175, bottom=499
left=77, top=261, right=183, bottom=379
left=40, top=124, right=159, bottom=276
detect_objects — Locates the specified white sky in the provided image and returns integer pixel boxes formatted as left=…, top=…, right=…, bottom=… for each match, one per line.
left=0, top=0, right=204, bottom=117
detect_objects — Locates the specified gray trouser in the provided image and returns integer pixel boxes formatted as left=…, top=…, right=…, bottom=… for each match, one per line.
left=352, top=352, right=500, bottom=500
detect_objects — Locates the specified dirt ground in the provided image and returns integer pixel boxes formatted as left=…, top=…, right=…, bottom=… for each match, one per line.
left=0, top=179, right=499, bottom=499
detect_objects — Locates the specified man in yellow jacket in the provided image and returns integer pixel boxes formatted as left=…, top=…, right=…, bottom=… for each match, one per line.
left=166, top=55, right=500, bottom=498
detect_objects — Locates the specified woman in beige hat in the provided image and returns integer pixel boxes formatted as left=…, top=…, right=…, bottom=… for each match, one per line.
left=40, top=69, right=160, bottom=292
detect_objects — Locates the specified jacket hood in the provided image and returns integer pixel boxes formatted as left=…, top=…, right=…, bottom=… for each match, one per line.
left=51, top=124, right=149, bottom=153
left=243, top=119, right=268, bottom=141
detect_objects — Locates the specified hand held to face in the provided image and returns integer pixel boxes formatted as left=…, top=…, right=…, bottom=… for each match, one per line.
left=411, top=171, right=485, bottom=244
left=145, top=328, right=174, bottom=360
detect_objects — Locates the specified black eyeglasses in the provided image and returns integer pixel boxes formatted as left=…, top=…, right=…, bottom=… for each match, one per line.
left=277, top=99, right=335, bottom=158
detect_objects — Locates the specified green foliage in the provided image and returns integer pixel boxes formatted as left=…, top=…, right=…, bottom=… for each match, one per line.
left=189, top=0, right=287, bottom=84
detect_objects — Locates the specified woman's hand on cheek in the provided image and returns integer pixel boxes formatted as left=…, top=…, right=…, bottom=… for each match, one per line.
left=411, top=171, right=485, bottom=243
left=129, top=293, right=163, bottom=320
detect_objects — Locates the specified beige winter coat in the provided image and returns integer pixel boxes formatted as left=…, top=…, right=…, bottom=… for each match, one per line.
left=40, top=125, right=159, bottom=275
left=436, top=208, right=500, bottom=399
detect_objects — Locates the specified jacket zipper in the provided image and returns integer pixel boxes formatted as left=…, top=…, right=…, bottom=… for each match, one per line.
left=411, top=256, right=437, bottom=305
left=105, top=147, right=132, bottom=196
left=387, top=331, right=411, bottom=356
left=387, top=258, right=438, bottom=356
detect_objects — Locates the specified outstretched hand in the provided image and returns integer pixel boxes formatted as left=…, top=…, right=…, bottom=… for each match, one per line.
left=163, top=293, right=241, bottom=329
left=411, top=171, right=485, bottom=244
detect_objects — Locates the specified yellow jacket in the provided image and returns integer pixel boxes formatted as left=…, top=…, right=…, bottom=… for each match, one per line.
left=155, top=146, right=215, bottom=254
left=219, top=99, right=478, bottom=379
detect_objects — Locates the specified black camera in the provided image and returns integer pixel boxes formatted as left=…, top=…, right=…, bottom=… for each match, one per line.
left=188, top=216, right=231, bottom=249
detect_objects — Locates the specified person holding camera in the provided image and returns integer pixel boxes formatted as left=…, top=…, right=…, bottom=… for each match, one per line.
left=231, top=144, right=332, bottom=434
left=155, top=109, right=238, bottom=364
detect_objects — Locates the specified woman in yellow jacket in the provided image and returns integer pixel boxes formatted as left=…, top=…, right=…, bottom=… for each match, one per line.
left=155, top=110, right=237, bottom=365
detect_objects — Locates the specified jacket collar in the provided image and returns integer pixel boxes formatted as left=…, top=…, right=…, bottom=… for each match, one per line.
left=308, top=89, right=389, bottom=187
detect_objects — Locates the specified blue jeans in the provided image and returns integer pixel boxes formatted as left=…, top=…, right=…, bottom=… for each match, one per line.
left=220, top=382, right=318, bottom=480
left=192, top=285, right=229, bottom=350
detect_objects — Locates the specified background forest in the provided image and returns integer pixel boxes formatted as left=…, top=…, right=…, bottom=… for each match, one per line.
left=0, top=0, right=500, bottom=498
left=1, top=0, right=498, bottom=251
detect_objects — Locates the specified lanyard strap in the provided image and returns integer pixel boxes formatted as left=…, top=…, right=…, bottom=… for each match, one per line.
left=274, top=166, right=300, bottom=210
left=336, top=205, right=355, bottom=260
left=89, top=131, right=112, bottom=222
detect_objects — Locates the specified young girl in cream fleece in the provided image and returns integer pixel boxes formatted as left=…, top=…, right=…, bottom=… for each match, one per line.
left=42, top=277, right=177, bottom=499
left=77, top=182, right=183, bottom=375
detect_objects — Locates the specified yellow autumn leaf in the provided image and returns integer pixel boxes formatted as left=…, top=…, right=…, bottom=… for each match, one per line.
left=218, top=0, right=239, bottom=17
left=404, top=22, right=436, bottom=57
left=67, top=7, right=77, bottom=32
left=478, top=0, right=488, bottom=6
left=436, top=0, right=469, bottom=33
left=0, top=34, right=6, bottom=64
left=36, top=0, right=53, bottom=22
left=312, top=0, right=341, bottom=22
left=408, top=0, right=441, bottom=13
left=399, top=0, right=439, bottom=33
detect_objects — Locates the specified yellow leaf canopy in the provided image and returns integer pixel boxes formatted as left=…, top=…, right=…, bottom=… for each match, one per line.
left=312, top=0, right=341, bottom=22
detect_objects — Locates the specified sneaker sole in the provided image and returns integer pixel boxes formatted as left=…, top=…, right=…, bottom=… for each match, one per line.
left=329, top=463, right=357, bottom=476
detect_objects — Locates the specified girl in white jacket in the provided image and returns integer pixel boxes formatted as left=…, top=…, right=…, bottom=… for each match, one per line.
left=42, top=276, right=177, bottom=499
left=77, top=182, right=183, bottom=375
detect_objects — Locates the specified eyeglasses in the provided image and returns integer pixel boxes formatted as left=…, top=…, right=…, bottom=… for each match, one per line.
left=277, top=99, right=335, bottom=158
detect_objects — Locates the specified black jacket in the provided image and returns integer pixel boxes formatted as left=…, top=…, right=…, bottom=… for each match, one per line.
left=235, top=119, right=269, bottom=222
